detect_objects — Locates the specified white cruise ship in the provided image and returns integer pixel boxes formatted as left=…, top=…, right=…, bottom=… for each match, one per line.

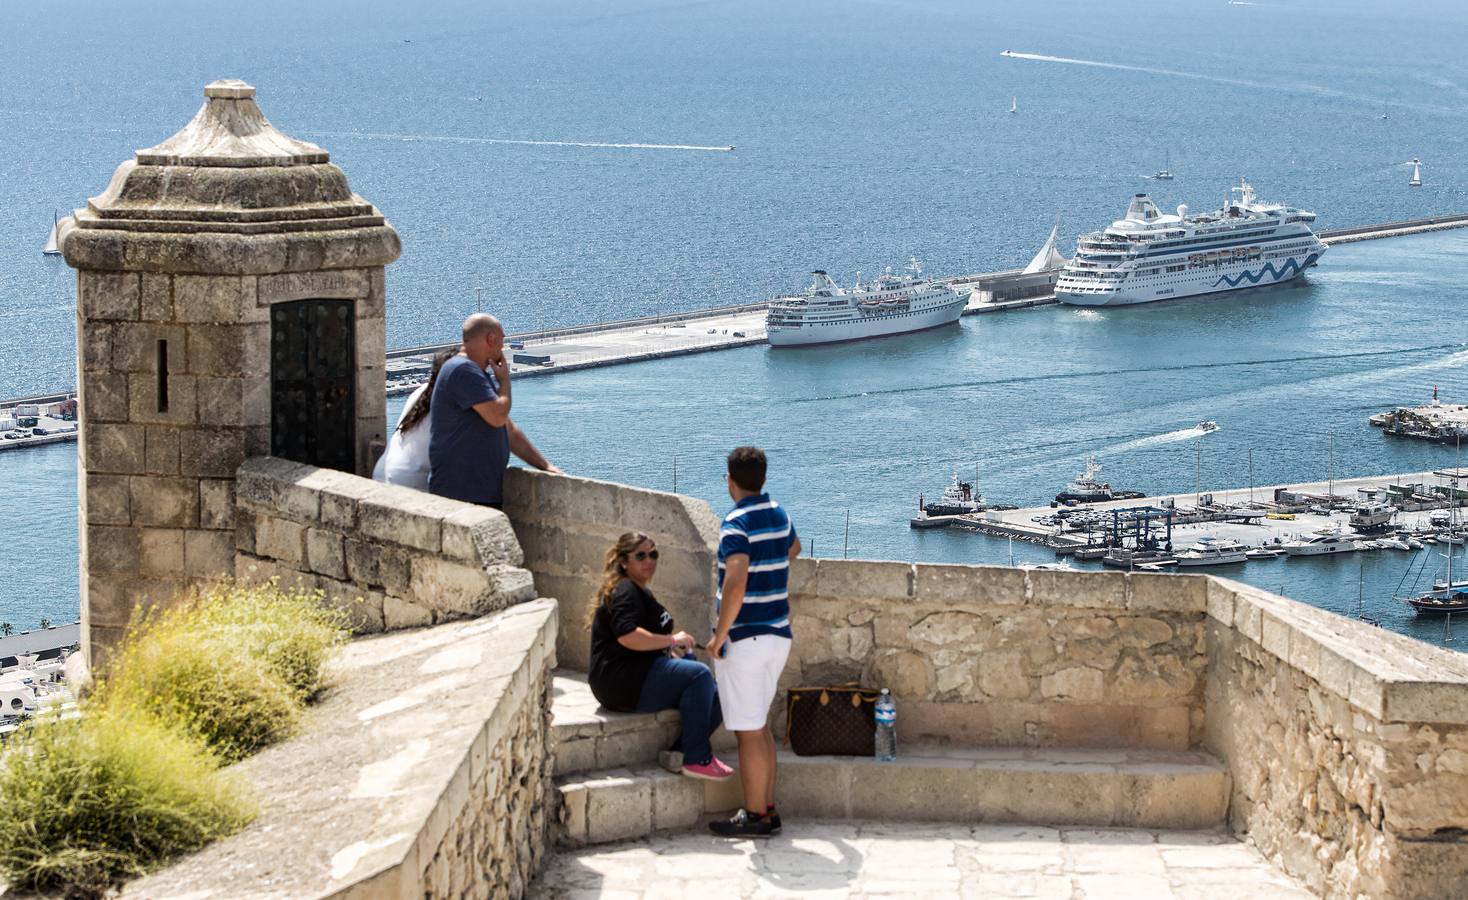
left=765, top=261, right=968, bottom=347
left=1056, top=180, right=1325, bottom=307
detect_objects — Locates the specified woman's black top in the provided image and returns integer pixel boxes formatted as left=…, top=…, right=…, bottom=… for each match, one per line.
left=588, top=578, right=673, bottom=711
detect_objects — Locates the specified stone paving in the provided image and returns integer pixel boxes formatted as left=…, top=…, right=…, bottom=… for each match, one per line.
left=531, top=822, right=1312, bottom=899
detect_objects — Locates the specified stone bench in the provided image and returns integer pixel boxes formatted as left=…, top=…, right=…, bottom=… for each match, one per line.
left=548, top=669, right=1229, bottom=848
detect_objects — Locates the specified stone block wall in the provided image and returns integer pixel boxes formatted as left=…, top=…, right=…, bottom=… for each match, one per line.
left=417, top=653, right=553, bottom=898
left=235, top=456, right=536, bottom=632
left=785, top=560, right=1209, bottom=750
left=502, top=468, right=721, bottom=670
left=1205, top=579, right=1468, bottom=899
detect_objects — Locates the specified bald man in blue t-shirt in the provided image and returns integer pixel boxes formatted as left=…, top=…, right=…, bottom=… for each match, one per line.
left=428, top=314, right=560, bottom=508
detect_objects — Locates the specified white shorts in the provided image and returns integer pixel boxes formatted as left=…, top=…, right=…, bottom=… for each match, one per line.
left=714, top=634, right=792, bottom=731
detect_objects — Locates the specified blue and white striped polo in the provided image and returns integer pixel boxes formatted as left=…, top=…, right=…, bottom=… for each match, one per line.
left=717, top=493, right=797, bottom=642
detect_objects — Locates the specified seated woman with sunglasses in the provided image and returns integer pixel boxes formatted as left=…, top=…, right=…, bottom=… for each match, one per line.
left=587, top=532, right=733, bottom=781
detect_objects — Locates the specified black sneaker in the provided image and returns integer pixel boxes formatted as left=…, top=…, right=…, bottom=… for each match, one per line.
left=766, top=808, right=782, bottom=835
left=708, top=808, right=773, bottom=838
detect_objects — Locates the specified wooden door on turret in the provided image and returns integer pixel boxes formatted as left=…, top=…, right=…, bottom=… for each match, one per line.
left=270, top=299, right=357, bottom=472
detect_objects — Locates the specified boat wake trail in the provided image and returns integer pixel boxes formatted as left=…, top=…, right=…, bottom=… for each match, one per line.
left=998, top=50, right=1398, bottom=109
left=1103, top=425, right=1218, bottom=456
left=793, top=343, right=1465, bottom=404
left=306, top=130, right=734, bottom=152
left=999, top=50, right=1275, bottom=91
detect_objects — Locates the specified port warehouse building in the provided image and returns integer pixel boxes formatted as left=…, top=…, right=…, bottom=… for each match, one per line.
left=954, top=266, right=1059, bottom=303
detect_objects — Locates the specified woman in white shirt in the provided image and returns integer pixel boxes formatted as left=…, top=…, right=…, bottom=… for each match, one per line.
left=372, top=352, right=452, bottom=490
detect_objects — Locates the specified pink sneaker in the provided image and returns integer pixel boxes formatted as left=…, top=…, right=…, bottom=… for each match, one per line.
left=681, top=756, right=735, bottom=781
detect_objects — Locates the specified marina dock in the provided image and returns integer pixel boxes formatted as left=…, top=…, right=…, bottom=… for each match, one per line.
left=925, top=469, right=1468, bottom=557
left=7, top=212, right=1468, bottom=449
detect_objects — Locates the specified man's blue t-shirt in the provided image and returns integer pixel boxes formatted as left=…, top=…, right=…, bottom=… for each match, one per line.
left=717, top=494, right=796, bottom=642
left=427, top=355, right=510, bottom=505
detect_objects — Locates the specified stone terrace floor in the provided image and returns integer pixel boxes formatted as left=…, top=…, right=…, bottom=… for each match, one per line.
left=531, top=822, right=1313, bottom=899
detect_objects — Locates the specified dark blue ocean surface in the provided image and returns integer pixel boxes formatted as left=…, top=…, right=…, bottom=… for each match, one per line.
left=3, top=0, right=1468, bottom=646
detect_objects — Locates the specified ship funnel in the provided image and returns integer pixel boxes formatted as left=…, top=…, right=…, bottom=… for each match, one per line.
left=1124, top=193, right=1161, bottom=223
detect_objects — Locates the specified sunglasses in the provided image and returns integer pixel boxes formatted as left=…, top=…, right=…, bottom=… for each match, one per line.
left=628, top=549, right=660, bottom=561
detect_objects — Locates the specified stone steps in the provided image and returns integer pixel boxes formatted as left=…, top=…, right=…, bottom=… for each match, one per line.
left=554, top=747, right=1230, bottom=847
left=549, top=671, right=1231, bottom=848
left=551, top=672, right=682, bottom=776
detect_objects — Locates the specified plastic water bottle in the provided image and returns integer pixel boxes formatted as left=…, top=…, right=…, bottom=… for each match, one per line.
left=874, top=689, right=897, bottom=761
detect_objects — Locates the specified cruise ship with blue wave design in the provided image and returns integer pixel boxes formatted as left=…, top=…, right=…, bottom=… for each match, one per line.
left=1056, top=179, right=1325, bottom=306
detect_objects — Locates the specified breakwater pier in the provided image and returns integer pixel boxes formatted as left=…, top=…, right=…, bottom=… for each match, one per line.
left=7, top=212, right=1468, bottom=451
left=363, top=212, right=1468, bottom=397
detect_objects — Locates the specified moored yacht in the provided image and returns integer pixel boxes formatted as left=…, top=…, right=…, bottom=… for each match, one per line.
left=1281, top=529, right=1357, bottom=557
left=766, top=261, right=967, bottom=347
left=1057, top=179, right=1325, bottom=307
left=1175, top=535, right=1248, bottom=567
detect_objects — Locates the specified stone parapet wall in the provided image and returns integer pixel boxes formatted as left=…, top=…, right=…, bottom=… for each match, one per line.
left=504, top=473, right=1468, bottom=895
left=502, top=468, right=721, bottom=670
left=235, top=456, right=536, bottom=632
left=786, top=560, right=1209, bottom=750
left=124, top=599, right=559, bottom=900
left=1205, top=579, right=1468, bottom=898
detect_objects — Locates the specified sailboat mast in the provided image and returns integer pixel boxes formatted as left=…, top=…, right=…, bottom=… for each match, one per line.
left=1453, top=436, right=1462, bottom=589
left=1328, top=431, right=1335, bottom=501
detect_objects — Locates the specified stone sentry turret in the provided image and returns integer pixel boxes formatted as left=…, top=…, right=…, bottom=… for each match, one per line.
left=62, top=80, right=400, bottom=661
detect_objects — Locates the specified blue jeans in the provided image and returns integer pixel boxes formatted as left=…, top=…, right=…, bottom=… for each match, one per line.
left=635, top=655, right=722, bottom=766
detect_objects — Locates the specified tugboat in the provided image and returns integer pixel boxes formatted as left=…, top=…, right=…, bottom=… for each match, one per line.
left=1053, top=457, right=1145, bottom=506
left=923, top=472, right=984, bottom=516
left=911, top=471, right=1017, bottom=528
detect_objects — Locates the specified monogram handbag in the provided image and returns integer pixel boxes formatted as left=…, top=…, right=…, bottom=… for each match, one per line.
left=784, top=684, right=880, bottom=757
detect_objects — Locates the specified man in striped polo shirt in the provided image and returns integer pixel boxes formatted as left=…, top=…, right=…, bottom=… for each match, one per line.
left=706, top=446, right=801, bottom=838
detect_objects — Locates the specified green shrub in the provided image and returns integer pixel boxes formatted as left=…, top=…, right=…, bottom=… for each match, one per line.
left=0, top=709, right=254, bottom=897
left=99, top=580, right=347, bottom=762
left=182, top=579, right=348, bottom=700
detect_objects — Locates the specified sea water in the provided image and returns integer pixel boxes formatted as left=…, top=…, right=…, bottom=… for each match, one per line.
left=3, top=0, right=1468, bottom=644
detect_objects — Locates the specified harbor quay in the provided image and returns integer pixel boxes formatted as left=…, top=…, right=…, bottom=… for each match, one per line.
left=381, top=286, right=1060, bottom=395
left=926, top=468, right=1468, bottom=554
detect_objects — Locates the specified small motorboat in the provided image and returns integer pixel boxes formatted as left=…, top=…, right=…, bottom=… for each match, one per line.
left=1196, top=420, right=1218, bottom=433
left=1245, top=546, right=1282, bottom=560
left=1408, top=538, right=1425, bottom=550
